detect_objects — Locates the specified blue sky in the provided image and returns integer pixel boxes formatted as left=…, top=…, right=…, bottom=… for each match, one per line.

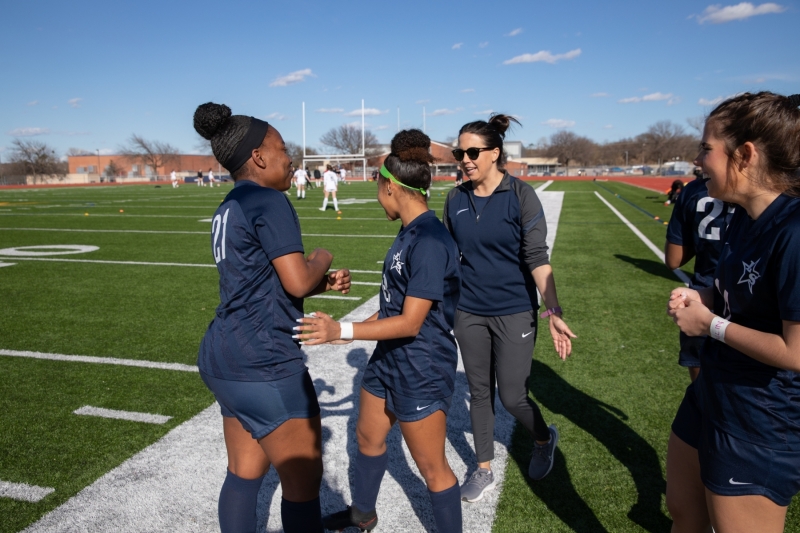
left=1, top=0, right=797, bottom=159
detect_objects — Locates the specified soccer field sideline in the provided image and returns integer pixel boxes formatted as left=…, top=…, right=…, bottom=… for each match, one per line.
left=11, top=191, right=561, bottom=532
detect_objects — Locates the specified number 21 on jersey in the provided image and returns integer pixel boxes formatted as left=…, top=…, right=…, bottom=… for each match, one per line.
left=212, top=208, right=230, bottom=263
left=697, top=197, right=723, bottom=241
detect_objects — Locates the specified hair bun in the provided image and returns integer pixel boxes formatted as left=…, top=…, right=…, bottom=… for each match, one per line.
left=194, top=102, right=232, bottom=140
left=789, top=94, right=800, bottom=108
left=391, top=129, right=435, bottom=163
left=488, top=114, right=519, bottom=138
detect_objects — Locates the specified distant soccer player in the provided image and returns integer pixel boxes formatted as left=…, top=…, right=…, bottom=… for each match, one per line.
left=197, top=169, right=203, bottom=187
left=444, top=114, right=575, bottom=503
left=320, top=164, right=340, bottom=213
left=299, top=129, right=463, bottom=533
left=313, top=167, right=322, bottom=188
left=193, top=101, right=351, bottom=533
left=339, top=165, right=349, bottom=185
left=665, top=168, right=734, bottom=382
left=294, top=165, right=308, bottom=200
left=667, top=92, right=800, bottom=533
left=170, top=170, right=179, bottom=188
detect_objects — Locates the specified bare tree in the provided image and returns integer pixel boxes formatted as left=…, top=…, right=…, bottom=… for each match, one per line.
left=686, top=116, right=705, bottom=136
left=546, top=131, right=595, bottom=172
left=640, top=121, right=698, bottom=168
left=193, top=134, right=212, bottom=155
left=320, top=125, right=381, bottom=156
left=105, top=159, right=124, bottom=178
left=285, top=142, right=319, bottom=166
left=120, top=134, right=179, bottom=177
left=65, top=147, right=93, bottom=157
left=7, top=139, right=65, bottom=182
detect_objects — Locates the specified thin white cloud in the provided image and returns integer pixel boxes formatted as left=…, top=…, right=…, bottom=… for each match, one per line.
left=618, top=92, right=674, bottom=103
left=479, top=41, right=489, bottom=48
left=316, top=108, right=344, bottom=113
left=543, top=119, right=576, bottom=129
left=415, top=99, right=430, bottom=104
left=603, top=124, right=614, bottom=129
left=591, top=92, right=610, bottom=97
left=99, top=148, right=114, bottom=155
left=699, top=96, right=724, bottom=106
left=345, top=108, right=388, bottom=117
left=68, top=98, right=82, bottom=108
left=27, top=100, right=38, bottom=106
left=460, top=88, right=475, bottom=93
left=429, top=108, right=461, bottom=116
left=506, top=28, right=523, bottom=37
left=503, top=48, right=581, bottom=65
left=8, top=127, right=50, bottom=136
left=698, top=2, right=785, bottom=23
left=452, top=42, right=463, bottom=49
left=475, top=109, right=494, bottom=115
left=374, top=125, right=390, bottom=130
left=266, top=112, right=288, bottom=121
left=269, top=68, right=314, bottom=87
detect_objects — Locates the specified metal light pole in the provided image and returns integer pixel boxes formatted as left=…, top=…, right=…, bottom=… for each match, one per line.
left=96, top=149, right=101, bottom=177
left=625, top=151, right=628, bottom=167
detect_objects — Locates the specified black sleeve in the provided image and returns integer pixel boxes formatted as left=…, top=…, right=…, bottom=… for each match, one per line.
left=515, top=180, right=550, bottom=272
left=443, top=187, right=459, bottom=235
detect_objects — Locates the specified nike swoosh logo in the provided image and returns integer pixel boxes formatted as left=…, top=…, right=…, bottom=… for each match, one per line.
left=416, top=405, right=431, bottom=411
left=522, top=332, right=532, bottom=338
left=456, top=208, right=468, bottom=215
left=729, top=478, right=752, bottom=485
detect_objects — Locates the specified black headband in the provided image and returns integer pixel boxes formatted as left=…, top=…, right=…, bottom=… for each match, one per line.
left=789, top=94, right=800, bottom=107
left=224, top=118, right=270, bottom=173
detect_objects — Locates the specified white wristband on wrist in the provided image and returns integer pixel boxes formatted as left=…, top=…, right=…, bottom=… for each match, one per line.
left=709, top=316, right=730, bottom=343
left=339, top=322, right=354, bottom=340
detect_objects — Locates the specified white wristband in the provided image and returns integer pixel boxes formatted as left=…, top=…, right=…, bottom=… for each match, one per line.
left=339, top=322, right=354, bottom=340
left=709, top=316, right=730, bottom=343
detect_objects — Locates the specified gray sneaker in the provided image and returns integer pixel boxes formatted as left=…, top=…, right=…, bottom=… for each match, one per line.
left=460, top=468, right=496, bottom=502
left=528, top=424, right=559, bottom=480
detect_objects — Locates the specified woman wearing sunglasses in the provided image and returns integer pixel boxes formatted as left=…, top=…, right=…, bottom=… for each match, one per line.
left=298, top=129, right=463, bottom=532
left=443, top=114, right=576, bottom=503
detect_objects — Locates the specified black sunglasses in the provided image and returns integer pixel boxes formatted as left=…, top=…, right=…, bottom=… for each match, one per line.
left=451, top=147, right=492, bottom=162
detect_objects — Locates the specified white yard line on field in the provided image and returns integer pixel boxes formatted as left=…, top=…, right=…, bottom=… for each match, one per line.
left=535, top=180, right=554, bottom=192
left=0, top=349, right=199, bottom=372
left=0, top=257, right=217, bottom=267
left=594, top=191, right=691, bottom=285
left=73, top=406, right=172, bottom=425
left=0, top=481, right=55, bottom=503
left=22, top=193, right=565, bottom=533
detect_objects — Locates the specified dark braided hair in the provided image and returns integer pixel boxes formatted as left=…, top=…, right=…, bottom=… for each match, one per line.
left=707, top=92, right=800, bottom=196
left=383, top=129, right=435, bottom=195
left=193, top=102, right=253, bottom=178
left=458, top=113, right=521, bottom=170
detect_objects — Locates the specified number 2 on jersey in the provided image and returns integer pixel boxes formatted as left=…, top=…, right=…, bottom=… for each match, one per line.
left=212, top=208, right=230, bottom=263
left=697, top=197, right=723, bottom=241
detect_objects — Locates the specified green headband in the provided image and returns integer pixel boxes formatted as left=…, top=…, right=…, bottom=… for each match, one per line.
left=379, top=165, right=427, bottom=195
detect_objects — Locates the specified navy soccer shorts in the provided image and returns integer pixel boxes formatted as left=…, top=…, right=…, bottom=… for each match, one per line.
left=678, top=332, right=704, bottom=368
left=200, top=368, right=320, bottom=440
left=672, top=382, right=800, bottom=506
left=360, top=363, right=452, bottom=423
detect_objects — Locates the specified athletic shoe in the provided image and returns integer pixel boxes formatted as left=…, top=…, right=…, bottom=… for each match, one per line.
left=319, top=207, right=326, bottom=211
left=322, top=505, right=378, bottom=532
left=528, top=424, right=559, bottom=480
left=460, top=467, right=496, bottom=502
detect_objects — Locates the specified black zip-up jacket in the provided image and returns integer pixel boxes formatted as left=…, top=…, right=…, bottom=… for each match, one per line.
left=443, top=172, right=549, bottom=315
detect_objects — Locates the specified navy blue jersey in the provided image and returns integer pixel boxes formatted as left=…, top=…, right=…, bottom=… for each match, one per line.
left=666, top=178, right=734, bottom=289
left=198, top=180, right=306, bottom=381
left=370, top=210, right=461, bottom=399
left=698, top=194, right=800, bottom=451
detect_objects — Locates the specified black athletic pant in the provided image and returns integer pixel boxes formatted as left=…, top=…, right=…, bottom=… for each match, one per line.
left=454, top=309, right=550, bottom=463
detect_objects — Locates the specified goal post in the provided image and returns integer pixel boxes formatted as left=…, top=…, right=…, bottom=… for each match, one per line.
left=302, top=99, right=369, bottom=181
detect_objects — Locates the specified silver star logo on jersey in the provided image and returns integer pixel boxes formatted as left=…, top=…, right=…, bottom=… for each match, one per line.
left=737, top=259, right=761, bottom=294
left=390, top=251, right=404, bottom=275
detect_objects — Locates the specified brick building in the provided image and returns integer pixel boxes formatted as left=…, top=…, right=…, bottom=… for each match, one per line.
left=68, top=154, right=222, bottom=178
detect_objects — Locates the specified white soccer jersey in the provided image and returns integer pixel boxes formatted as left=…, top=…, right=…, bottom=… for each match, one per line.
left=170, top=171, right=177, bottom=181
left=294, top=169, right=308, bottom=185
left=323, top=170, right=338, bottom=191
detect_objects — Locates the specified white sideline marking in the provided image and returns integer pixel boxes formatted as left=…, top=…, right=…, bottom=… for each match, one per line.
left=309, top=295, right=362, bottom=301
left=74, top=406, right=172, bottom=425
left=198, top=218, right=212, bottom=222
left=0, top=262, right=15, bottom=268
left=351, top=281, right=380, bottom=286
left=0, top=228, right=395, bottom=238
left=535, top=180, right=554, bottom=192
left=0, top=481, right=55, bottom=503
left=22, top=193, right=565, bottom=533
left=594, top=191, right=691, bottom=285
left=345, top=269, right=381, bottom=274
left=0, top=349, right=199, bottom=373
left=0, top=257, right=217, bottom=268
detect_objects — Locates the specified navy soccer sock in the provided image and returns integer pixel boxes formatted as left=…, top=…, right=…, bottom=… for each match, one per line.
left=218, top=469, right=264, bottom=533
left=352, top=449, right=389, bottom=513
left=281, top=496, right=323, bottom=533
left=429, top=482, right=463, bottom=533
